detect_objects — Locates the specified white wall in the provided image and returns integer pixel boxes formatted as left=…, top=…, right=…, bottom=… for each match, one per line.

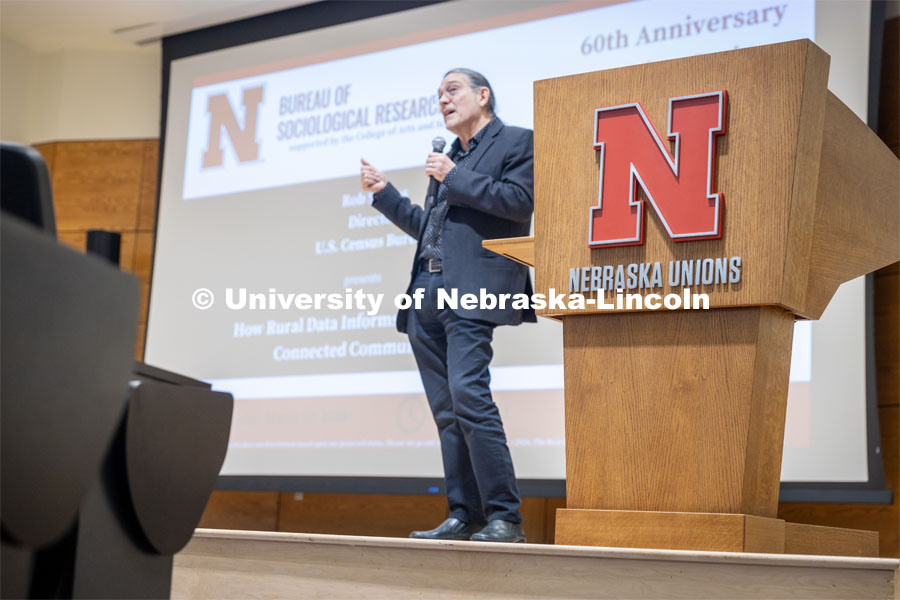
left=1, top=35, right=39, bottom=144
left=0, top=34, right=161, bottom=144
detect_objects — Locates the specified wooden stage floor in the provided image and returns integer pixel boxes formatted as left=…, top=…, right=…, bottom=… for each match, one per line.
left=172, top=528, right=898, bottom=599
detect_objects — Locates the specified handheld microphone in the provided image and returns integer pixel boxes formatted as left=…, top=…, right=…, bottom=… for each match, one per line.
left=426, top=136, right=447, bottom=200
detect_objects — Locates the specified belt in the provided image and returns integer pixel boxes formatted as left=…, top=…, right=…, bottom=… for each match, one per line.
left=421, top=258, right=442, bottom=273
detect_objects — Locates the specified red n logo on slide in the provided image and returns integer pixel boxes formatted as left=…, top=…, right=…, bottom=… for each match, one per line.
left=202, top=86, right=264, bottom=168
left=589, top=91, right=727, bottom=247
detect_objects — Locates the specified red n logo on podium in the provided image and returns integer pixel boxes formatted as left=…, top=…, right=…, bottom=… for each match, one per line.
left=589, top=91, right=727, bottom=248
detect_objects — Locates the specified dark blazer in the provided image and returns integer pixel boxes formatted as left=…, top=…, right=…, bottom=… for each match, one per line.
left=372, top=119, right=537, bottom=333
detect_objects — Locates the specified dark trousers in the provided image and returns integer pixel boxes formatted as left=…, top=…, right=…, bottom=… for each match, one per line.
left=407, top=270, right=522, bottom=524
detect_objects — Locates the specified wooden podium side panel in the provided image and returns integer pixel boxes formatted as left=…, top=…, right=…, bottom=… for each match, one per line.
left=779, top=44, right=831, bottom=312
left=562, top=307, right=793, bottom=517
left=741, top=307, right=796, bottom=516
left=533, top=40, right=830, bottom=316
left=802, top=93, right=900, bottom=318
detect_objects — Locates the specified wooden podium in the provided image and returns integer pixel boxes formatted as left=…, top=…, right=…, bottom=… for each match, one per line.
left=485, top=40, right=898, bottom=556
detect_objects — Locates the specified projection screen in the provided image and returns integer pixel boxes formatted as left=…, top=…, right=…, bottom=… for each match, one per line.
left=147, top=0, right=881, bottom=491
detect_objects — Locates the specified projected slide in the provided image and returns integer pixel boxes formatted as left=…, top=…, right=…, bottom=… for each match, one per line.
left=147, top=0, right=866, bottom=482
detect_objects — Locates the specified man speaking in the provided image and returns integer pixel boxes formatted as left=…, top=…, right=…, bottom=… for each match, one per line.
left=360, top=69, right=534, bottom=543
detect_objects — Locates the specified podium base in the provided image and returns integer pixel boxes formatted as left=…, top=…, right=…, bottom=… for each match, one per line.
left=555, top=509, right=878, bottom=556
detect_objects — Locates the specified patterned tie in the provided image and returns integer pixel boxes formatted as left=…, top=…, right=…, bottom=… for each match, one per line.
left=418, top=119, right=494, bottom=262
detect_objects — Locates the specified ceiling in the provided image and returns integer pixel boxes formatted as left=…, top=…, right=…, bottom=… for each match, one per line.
left=7, top=1, right=895, bottom=57
left=0, top=0, right=313, bottom=54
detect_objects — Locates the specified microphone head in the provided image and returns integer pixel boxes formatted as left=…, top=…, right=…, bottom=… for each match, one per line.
left=431, top=136, right=446, bottom=153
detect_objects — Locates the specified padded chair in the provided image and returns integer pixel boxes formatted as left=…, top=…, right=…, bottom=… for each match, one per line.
left=1, top=144, right=233, bottom=599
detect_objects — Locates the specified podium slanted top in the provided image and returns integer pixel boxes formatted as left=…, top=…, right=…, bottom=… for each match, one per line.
left=530, top=39, right=898, bottom=320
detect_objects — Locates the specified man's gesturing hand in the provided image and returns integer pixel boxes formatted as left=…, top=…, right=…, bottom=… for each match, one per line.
left=360, top=158, right=387, bottom=193
left=425, top=152, right=455, bottom=182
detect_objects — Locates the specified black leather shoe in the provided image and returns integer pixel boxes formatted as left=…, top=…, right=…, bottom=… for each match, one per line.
left=470, top=520, right=526, bottom=543
left=409, top=518, right=482, bottom=540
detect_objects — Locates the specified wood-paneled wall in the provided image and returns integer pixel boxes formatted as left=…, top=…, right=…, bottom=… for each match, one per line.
left=196, top=492, right=567, bottom=545
left=34, top=139, right=158, bottom=360
left=34, top=19, right=898, bottom=554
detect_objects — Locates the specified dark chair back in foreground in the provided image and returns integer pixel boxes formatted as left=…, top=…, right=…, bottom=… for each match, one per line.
left=1, top=143, right=234, bottom=599
left=0, top=213, right=139, bottom=597
left=71, top=370, right=233, bottom=599
left=0, top=143, right=56, bottom=237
